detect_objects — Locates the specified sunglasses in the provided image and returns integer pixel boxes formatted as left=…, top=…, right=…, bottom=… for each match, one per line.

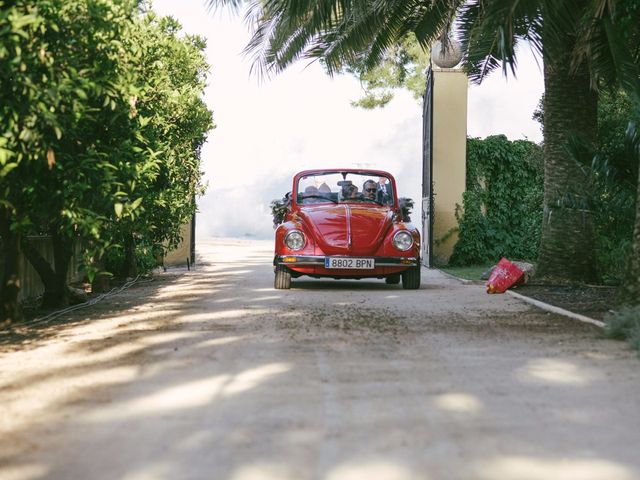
left=365, top=188, right=377, bottom=192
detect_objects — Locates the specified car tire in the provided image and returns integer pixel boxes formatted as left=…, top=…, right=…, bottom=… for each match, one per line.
left=401, top=266, right=421, bottom=289
left=274, top=265, right=292, bottom=289
left=385, top=274, right=401, bottom=284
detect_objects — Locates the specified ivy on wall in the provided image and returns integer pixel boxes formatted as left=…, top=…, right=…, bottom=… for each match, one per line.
left=447, top=135, right=544, bottom=266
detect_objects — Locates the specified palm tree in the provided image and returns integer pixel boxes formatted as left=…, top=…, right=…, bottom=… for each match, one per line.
left=207, top=0, right=640, bottom=285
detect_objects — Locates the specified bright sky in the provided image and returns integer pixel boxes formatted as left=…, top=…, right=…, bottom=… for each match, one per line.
left=152, top=0, right=544, bottom=240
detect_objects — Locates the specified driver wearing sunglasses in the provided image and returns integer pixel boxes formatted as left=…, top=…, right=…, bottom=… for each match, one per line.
left=362, top=180, right=378, bottom=201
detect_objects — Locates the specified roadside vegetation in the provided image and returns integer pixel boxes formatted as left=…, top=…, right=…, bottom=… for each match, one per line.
left=604, top=306, right=640, bottom=351
left=445, top=90, right=637, bottom=286
left=0, top=0, right=214, bottom=323
left=446, top=136, right=543, bottom=267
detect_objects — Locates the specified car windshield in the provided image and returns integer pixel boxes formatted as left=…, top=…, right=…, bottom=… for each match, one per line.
left=296, top=172, right=394, bottom=206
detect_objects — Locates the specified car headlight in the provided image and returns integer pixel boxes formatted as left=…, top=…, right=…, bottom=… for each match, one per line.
left=392, top=231, right=413, bottom=251
left=284, top=230, right=305, bottom=250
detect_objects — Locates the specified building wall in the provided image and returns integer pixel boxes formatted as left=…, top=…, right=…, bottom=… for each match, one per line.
left=164, top=221, right=193, bottom=267
left=431, top=68, right=468, bottom=264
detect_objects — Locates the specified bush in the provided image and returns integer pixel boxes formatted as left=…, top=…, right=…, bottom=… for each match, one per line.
left=604, top=306, right=640, bottom=350
left=538, top=88, right=637, bottom=284
left=448, top=135, right=544, bottom=266
left=589, top=90, right=638, bottom=284
left=104, top=241, right=162, bottom=278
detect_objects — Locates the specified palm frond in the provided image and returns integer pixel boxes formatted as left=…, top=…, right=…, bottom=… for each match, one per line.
left=458, top=0, right=542, bottom=83
left=572, top=1, right=640, bottom=103
left=207, top=0, right=639, bottom=102
left=243, top=0, right=347, bottom=76
left=413, top=0, right=463, bottom=48
left=220, top=0, right=461, bottom=76
left=204, top=0, right=245, bottom=13
left=625, top=120, right=640, bottom=176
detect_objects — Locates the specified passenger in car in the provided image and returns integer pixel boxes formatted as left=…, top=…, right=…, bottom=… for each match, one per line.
left=377, top=177, right=392, bottom=204
left=343, top=184, right=359, bottom=201
left=363, top=180, right=378, bottom=201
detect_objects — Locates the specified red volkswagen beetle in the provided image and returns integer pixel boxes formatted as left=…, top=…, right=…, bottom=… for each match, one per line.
left=273, top=169, right=421, bottom=289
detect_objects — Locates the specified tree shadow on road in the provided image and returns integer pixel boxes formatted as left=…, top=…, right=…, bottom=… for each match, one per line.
left=1, top=239, right=639, bottom=480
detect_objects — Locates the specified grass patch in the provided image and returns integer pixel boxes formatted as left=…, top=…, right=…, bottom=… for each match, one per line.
left=437, top=264, right=493, bottom=282
left=604, top=306, right=640, bottom=350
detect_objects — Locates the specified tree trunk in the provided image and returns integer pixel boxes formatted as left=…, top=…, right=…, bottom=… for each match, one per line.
left=0, top=207, right=22, bottom=325
left=535, top=21, right=598, bottom=284
left=21, top=231, right=72, bottom=309
left=91, top=255, right=110, bottom=293
left=123, top=233, right=137, bottom=278
left=50, top=230, right=73, bottom=306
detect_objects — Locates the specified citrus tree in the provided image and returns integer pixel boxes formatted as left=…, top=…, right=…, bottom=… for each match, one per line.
left=1, top=0, right=213, bottom=320
left=105, top=13, right=213, bottom=278
left=14, top=0, right=142, bottom=308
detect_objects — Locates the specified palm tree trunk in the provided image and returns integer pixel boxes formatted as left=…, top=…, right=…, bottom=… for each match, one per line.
left=0, top=207, right=22, bottom=324
left=535, top=33, right=598, bottom=283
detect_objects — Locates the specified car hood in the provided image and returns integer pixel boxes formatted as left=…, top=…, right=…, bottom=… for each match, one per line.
left=298, top=204, right=394, bottom=255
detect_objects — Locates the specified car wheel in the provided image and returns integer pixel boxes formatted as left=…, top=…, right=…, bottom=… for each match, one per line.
left=274, top=265, right=292, bottom=289
left=385, top=273, right=401, bottom=284
left=401, top=267, right=421, bottom=289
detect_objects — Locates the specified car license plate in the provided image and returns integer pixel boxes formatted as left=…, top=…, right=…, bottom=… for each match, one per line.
left=324, top=257, right=375, bottom=269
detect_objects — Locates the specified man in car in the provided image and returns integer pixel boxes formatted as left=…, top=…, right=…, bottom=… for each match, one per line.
left=363, top=180, right=378, bottom=201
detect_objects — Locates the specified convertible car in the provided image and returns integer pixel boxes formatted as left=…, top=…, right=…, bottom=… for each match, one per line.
left=273, top=169, right=421, bottom=289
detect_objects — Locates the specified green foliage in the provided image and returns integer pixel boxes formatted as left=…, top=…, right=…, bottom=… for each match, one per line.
left=342, top=34, right=429, bottom=109
left=398, top=197, right=414, bottom=222
left=104, top=240, right=162, bottom=276
left=107, top=12, right=214, bottom=271
left=270, top=195, right=291, bottom=228
left=563, top=89, right=639, bottom=284
left=1, top=0, right=144, bottom=295
left=445, top=190, right=489, bottom=264
left=1, top=0, right=214, bottom=306
left=448, top=135, right=543, bottom=266
left=604, top=306, right=640, bottom=350
left=0, top=0, right=60, bottom=208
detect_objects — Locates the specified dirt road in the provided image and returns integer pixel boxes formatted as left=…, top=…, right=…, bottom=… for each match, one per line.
left=1, top=238, right=640, bottom=480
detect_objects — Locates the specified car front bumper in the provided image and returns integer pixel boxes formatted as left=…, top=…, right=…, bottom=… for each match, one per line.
left=273, top=255, right=420, bottom=268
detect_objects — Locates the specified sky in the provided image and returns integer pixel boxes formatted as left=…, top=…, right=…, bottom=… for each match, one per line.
left=152, top=0, right=544, bottom=240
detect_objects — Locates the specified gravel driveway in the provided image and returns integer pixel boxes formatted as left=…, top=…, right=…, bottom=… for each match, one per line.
left=1, top=237, right=639, bottom=480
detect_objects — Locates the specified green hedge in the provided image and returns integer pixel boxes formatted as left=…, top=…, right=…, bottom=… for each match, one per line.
left=447, top=135, right=544, bottom=266
left=589, top=89, right=637, bottom=284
